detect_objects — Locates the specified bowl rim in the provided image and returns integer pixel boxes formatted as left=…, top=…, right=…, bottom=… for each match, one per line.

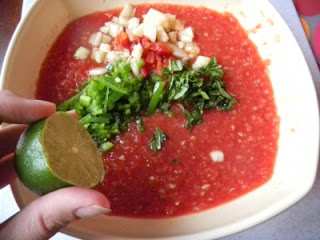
left=2, top=0, right=319, bottom=239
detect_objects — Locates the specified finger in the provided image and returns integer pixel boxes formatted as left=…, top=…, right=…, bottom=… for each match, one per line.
left=0, top=90, right=56, bottom=124
left=0, top=124, right=28, bottom=157
left=0, top=187, right=111, bottom=240
left=0, top=154, right=16, bottom=189
left=67, top=110, right=79, bottom=120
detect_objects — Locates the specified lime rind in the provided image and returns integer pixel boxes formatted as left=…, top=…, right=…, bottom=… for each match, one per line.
left=15, top=119, right=71, bottom=195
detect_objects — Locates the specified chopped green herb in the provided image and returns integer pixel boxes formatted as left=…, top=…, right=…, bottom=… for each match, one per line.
left=147, top=81, right=165, bottom=115
left=136, top=117, right=145, bottom=132
left=58, top=61, right=144, bottom=150
left=177, top=104, right=203, bottom=128
left=172, top=159, right=179, bottom=164
left=79, top=95, right=92, bottom=107
left=162, top=58, right=236, bottom=128
left=57, top=57, right=236, bottom=151
left=148, top=128, right=168, bottom=152
left=137, top=59, right=145, bottom=68
left=159, top=102, right=173, bottom=117
left=99, top=141, right=114, bottom=153
left=168, top=60, right=183, bottom=72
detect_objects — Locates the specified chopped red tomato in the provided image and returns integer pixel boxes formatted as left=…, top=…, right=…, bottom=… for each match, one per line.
left=140, top=66, right=149, bottom=78
left=111, top=31, right=130, bottom=51
left=156, top=59, right=163, bottom=75
left=150, top=42, right=173, bottom=55
left=132, top=37, right=175, bottom=77
left=144, top=51, right=156, bottom=64
left=155, top=54, right=162, bottom=61
left=136, top=37, right=152, bottom=50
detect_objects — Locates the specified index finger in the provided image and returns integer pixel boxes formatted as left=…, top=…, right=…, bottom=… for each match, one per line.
left=0, top=90, right=56, bottom=124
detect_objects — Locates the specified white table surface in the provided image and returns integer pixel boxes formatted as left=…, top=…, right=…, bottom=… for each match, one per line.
left=1, top=0, right=320, bottom=239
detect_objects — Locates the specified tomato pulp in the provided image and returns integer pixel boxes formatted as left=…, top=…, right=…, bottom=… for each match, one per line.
left=37, top=4, right=279, bottom=218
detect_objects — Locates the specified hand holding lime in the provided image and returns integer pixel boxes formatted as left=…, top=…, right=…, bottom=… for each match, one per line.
left=15, top=112, right=105, bottom=195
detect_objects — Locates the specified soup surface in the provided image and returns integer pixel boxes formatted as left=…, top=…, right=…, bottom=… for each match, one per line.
left=37, top=4, right=279, bottom=218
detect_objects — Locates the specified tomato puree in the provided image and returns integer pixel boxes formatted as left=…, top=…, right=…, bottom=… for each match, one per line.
left=37, top=4, right=279, bottom=218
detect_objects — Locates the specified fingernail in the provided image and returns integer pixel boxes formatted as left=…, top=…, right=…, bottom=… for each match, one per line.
left=75, top=205, right=111, bottom=218
left=67, top=110, right=79, bottom=120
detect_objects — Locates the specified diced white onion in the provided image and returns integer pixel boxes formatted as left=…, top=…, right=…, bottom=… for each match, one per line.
left=130, top=8, right=136, bottom=18
left=142, top=9, right=179, bottom=32
left=185, top=43, right=200, bottom=57
left=94, top=50, right=106, bottom=64
left=91, top=47, right=99, bottom=60
left=143, top=23, right=157, bottom=42
left=119, top=4, right=134, bottom=19
left=119, top=17, right=129, bottom=27
left=168, top=31, right=177, bottom=42
left=177, top=41, right=184, bottom=49
left=88, top=33, right=97, bottom=45
left=112, top=17, right=119, bottom=23
left=101, top=34, right=113, bottom=44
left=131, top=43, right=143, bottom=60
left=130, top=61, right=140, bottom=77
left=168, top=183, right=176, bottom=189
left=119, top=49, right=130, bottom=59
left=126, top=28, right=136, bottom=41
left=201, top=184, right=211, bottom=190
left=133, top=23, right=144, bottom=37
left=88, top=68, right=108, bottom=76
left=99, top=43, right=111, bottom=53
left=106, top=51, right=119, bottom=63
left=166, top=43, right=188, bottom=59
left=173, top=20, right=184, bottom=31
left=74, top=47, right=90, bottom=60
left=126, top=56, right=133, bottom=63
left=163, top=14, right=176, bottom=32
left=210, top=150, right=224, bottom=163
left=76, top=6, right=202, bottom=70
left=115, top=77, right=122, bottom=83
left=106, top=50, right=130, bottom=63
left=106, top=52, right=116, bottom=62
left=157, top=26, right=169, bottom=42
left=143, top=8, right=167, bottom=28
left=93, top=32, right=103, bottom=46
left=192, top=56, right=211, bottom=70
left=109, top=23, right=123, bottom=37
left=179, top=27, right=194, bottom=43
left=100, top=26, right=109, bottom=34
left=127, top=17, right=140, bottom=29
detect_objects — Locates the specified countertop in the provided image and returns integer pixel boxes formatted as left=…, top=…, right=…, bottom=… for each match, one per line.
left=0, top=0, right=320, bottom=239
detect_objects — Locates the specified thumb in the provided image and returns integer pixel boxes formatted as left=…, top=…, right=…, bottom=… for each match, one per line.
left=0, top=187, right=111, bottom=240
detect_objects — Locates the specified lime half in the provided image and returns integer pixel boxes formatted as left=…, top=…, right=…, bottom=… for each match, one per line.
left=15, top=112, right=105, bottom=195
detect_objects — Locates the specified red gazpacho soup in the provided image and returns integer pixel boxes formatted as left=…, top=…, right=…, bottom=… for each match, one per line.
left=36, top=4, right=279, bottom=218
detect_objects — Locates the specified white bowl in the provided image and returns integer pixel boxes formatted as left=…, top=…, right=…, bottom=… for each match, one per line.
left=1, top=0, right=319, bottom=239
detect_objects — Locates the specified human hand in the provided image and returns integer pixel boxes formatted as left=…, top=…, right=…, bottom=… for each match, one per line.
left=0, top=90, right=110, bottom=240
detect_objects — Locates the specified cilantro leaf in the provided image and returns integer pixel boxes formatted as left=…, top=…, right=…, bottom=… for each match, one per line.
left=136, top=117, right=145, bottom=132
left=162, top=58, right=236, bottom=128
left=148, top=128, right=168, bottom=152
left=177, top=104, right=203, bottom=129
